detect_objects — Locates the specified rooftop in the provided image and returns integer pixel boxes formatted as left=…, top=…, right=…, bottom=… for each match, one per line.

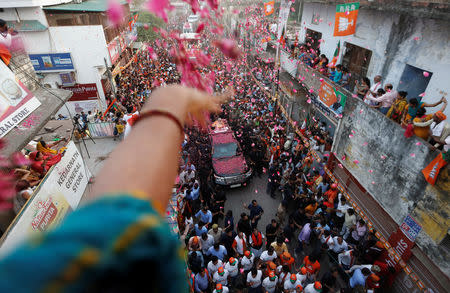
left=43, top=0, right=127, bottom=12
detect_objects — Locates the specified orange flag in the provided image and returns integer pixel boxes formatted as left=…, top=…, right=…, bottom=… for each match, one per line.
left=422, top=153, right=447, bottom=185
left=333, top=2, right=359, bottom=36
left=0, top=44, right=11, bottom=66
left=264, top=0, right=275, bottom=16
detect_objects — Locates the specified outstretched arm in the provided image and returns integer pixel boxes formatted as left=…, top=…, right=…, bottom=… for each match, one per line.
left=88, top=85, right=227, bottom=207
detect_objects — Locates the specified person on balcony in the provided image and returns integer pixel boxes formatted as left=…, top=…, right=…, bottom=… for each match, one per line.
left=364, top=75, right=383, bottom=106
left=364, top=84, right=398, bottom=115
left=402, top=96, right=446, bottom=126
left=354, top=77, right=370, bottom=100
left=387, top=91, right=408, bottom=124
left=333, top=65, right=343, bottom=84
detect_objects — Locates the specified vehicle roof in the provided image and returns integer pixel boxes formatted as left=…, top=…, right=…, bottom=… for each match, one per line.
left=211, top=131, right=236, bottom=145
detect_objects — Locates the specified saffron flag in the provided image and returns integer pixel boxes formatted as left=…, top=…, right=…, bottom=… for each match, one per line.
left=333, top=2, right=360, bottom=36
left=329, top=41, right=340, bottom=68
left=264, top=0, right=275, bottom=16
left=422, top=153, right=447, bottom=185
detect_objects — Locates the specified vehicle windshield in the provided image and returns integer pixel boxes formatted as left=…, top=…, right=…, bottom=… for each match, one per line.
left=213, top=143, right=238, bottom=158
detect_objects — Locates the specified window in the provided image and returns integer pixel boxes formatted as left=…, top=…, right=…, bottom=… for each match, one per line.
left=213, top=143, right=238, bottom=158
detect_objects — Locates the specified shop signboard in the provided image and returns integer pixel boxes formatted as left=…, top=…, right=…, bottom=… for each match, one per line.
left=63, top=83, right=98, bottom=101
left=0, top=141, right=90, bottom=256
left=0, top=60, right=41, bottom=137
left=108, top=37, right=122, bottom=64
left=29, top=53, right=74, bottom=72
left=400, top=215, right=422, bottom=242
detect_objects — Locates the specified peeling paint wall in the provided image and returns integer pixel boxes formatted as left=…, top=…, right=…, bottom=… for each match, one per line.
left=332, top=92, right=450, bottom=277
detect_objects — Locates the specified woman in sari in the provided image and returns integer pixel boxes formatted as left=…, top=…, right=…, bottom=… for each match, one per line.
left=29, top=151, right=62, bottom=175
left=36, top=138, right=66, bottom=155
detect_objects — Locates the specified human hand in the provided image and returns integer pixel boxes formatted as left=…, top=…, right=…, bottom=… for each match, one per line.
left=142, top=85, right=232, bottom=128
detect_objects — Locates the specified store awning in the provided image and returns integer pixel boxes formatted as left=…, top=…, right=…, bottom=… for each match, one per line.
left=7, top=20, right=47, bottom=32
left=1, top=88, right=72, bottom=157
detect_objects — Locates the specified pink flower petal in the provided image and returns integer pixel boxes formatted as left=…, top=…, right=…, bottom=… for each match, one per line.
left=353, top=160, right=359, bottom=164
left=368, top=169, right=373, bottom=173
left=410, top=153, right=416, bottom=158
left=423, top=71, right=430, bottom=77
left=380, top=155, right=386, bottom=159
left=362, top=142, right=368, bottom=146
left=415, top=142, right=422, bottom=146
left=11, top=152, right=30, bottom=166
left=338, top=163, right=343, bottom=168
left=107, top=0, right=124, bottom=27
left=146, top=0, right=172, bottom=23
left=349, top=134, right=354, bottom=138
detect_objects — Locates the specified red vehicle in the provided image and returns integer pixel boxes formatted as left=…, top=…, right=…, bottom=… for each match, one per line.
left=210, top=119, right=252, bottom=187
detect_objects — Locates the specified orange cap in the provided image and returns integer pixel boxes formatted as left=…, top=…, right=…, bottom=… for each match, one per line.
left=218, top=267, right=224, bottom=275
left=268, top=261, right=276, bottom=270
left=192, top=236, right=199, bottom=244
left=269, top=271, right=276, bottom=279
left=296, top=284, right=303, bottom=291
left=216, top=283, right=223, bottom=290
left=229, top=257, right=236, bottom=265
left=244, top=250, right=251, bottom=257
left=290, top=274, right=297, bottom=281
left=314, top=281, right=322, bottom=289
left=300, top=267, right=307, bottom=275
left=282, top=252, right=291, bottom=259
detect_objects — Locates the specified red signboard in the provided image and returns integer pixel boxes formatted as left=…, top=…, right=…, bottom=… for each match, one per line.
left=108, top=37, right=122, bottom=64
left=63, top=83, right=98, bottom=101
left=379, top=227, right=414, bottom=271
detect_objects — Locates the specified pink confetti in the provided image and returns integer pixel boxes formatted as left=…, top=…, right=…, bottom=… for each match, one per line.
left=107, top=0, right=124, bottom=27
left=423, top=71, right=430, bottom=77
left=371, top=181, right=375, bottom=185
left=309, top=89, right=314, bottom=93
left=213, top=39, right=241, bottom=59
left=146, top=0, right=172, bottom=23
left=368, top=169, right=373, bottom=173
left=359, top=109, right=364, bottom=114
left=255, top=189, right=258, bottom=193
left=338, top=163, right=343, bottom=168
left=419, top=93, right=425, bottom=97
left=319, top=78, right=324, bottom=82
left=349, top=134, right=354, bottom=138
left=413, top=36, right=420, bottom=41
left=380, top=155, right=386, bottom=159
left=143, top=23, right=149, bottom=30
left=362, top=142, right=368, bottom=146
left=353, top=160, right=359, bottom=164
left=307, top=98, right=312, bottom=104
left=415, top=142, right=422, bottom=146
left=410, top=153, right=416, bottom=157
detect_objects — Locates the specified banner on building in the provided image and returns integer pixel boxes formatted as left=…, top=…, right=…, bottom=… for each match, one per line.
left=29, top=53, right=74, bottom=72
left=400, top=215, right=422, bottom=242
left=318, top=81, right=346, bottom=108
left=0, top=141, right=90, bottom=256
left=108, top=37, right=122, bottom=64
left=264, top=0, right=275, bottom=16
left=0, top=60, right=41, bottom=138
left=333, top=2, right=359, bottom=36
left=277, top=0, right=292, bottom=40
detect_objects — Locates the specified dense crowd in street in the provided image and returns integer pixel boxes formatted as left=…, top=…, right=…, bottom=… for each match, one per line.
left=97, top=38, right=399, bottom=292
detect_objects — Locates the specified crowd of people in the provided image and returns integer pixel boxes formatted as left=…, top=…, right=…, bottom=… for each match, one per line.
left=288, top=37, right=449, bottom=150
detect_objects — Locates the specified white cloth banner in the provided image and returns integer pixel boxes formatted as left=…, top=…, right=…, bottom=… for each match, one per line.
left=0, top=141, right=91, bottom=256
left=277, top=0, right=292, bottom=40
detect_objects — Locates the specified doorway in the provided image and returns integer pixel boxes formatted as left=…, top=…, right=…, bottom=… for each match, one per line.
left=305, top=29, right=322, bottom=51
left=397, top=64, right=432, bottom=101
left=341, top=42, right=372, bottom=90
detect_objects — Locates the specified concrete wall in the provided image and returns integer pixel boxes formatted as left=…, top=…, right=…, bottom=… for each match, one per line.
left=298, top=2, right=450, bottom=120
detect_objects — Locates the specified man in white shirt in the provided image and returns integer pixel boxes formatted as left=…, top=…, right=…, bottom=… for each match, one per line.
left=246, top=268, right=263, bottom=291
left=241, top=250, right=255, bottom=273
left=200, top=232, right=214, bottom=255
left=338, top=249, right=354, bottom=270
left=260, top=246, right=277, bottom=263
left=262, top=271, right=278, bottom=293
left=304, top=281, right=323, bottom=293
left=328, top=236, right=349, bottom=263
left=225, top=257, right=239, bottom=282
left=284, top=273, right=302, bottom=292
left=335, top=195, right=350, bottom=229
left=213, top=283, right=229, bottom=293
left=364, top=75, right=382, bottom=106
left=213, top=266, right=229, bottom=285
left=0, top=20, right=12, bottom=48
left=207, top=256, right=223, bottom=276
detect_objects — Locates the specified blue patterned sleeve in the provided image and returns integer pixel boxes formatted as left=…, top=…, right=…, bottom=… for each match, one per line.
left=0, top=194, right=188, bottom=293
